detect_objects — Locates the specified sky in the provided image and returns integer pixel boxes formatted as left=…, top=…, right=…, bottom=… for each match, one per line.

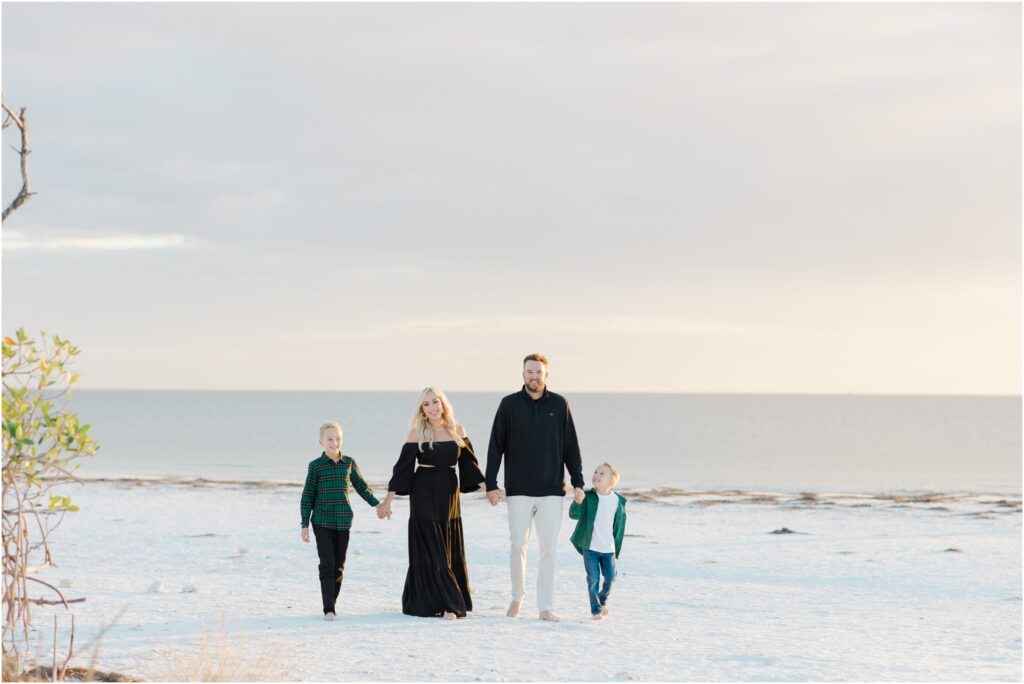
left=1, top=2, right=1020, bottom=394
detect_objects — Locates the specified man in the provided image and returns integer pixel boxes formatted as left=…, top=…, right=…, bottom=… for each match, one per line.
left=486, top=353, right=586, bottom=622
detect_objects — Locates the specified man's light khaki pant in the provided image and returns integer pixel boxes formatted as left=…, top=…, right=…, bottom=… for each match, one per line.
left=507, top=495, right=564, bottom=613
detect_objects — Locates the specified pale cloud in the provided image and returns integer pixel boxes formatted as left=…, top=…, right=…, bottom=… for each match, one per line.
left=209, top=190, right=288, bottom=218
left=3, top=231, right=192, bottom=252
left=398, top=316, right=747, bottom=336
left=345, top=265, right=430, bottom=280
left=156, top=159, right=275, bottom=185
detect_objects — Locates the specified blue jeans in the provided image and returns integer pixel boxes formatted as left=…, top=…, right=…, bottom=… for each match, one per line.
left=583, top=550, right=616, bottom=615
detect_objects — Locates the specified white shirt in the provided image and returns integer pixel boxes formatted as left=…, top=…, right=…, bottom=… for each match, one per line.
left=589, top=492, right=617, bottom=553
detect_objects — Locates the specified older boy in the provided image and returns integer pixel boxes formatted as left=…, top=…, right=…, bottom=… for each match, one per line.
left=300, top=421, right=385, bottom=620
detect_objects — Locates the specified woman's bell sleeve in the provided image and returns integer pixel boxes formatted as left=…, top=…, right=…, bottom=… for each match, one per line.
left=387, top=442, right=418, bottom=495
left=458, top=437, right=486, bottom=493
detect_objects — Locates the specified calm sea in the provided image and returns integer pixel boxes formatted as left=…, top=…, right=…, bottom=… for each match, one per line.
left=68, top=391, right=1021, bottom=495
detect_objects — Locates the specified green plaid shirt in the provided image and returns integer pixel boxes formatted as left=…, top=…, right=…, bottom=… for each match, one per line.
left=300, top=453, right=380, bottom=530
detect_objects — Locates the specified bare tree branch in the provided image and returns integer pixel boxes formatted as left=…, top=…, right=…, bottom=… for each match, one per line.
left=2, top=98, right=34, bottom=222
left=28, top=598, right=85, bottom=606
left=26, top=577, right=70, bottom=607
left=59, top=615, right=76, bottom=679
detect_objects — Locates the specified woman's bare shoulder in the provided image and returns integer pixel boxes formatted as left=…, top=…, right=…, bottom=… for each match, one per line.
left=405, top=428, right=419, bottom=443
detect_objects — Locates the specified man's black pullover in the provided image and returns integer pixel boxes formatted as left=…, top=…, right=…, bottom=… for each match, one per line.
left=485, top=387, right=585, bottom=497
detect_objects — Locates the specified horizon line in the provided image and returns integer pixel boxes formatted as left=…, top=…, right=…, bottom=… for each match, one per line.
left=71, top=387, right=1023, bottom=398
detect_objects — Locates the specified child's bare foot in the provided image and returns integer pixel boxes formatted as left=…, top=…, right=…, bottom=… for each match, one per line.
left=443, top=611, right=457, bottom=621
left=324, top=612, right=336, bottom=621
left=592, top=613, right=603, bottom=620
left=601, top=606, right=609, bottom=616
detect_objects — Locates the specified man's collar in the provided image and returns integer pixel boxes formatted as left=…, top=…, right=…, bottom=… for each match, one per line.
left=519, top=385, right=550, bottom=401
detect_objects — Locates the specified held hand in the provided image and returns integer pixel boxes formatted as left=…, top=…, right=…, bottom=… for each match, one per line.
left=376, top=502, right=392, bottom=520
left=486, top=489, right=503, bottom=507
left=573, top=487, right=585, bottom=504
left=300, top=527, right=310, bottom=543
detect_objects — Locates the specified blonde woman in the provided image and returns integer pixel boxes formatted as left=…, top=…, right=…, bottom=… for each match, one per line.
left=381, top=388, right=486, bottom=619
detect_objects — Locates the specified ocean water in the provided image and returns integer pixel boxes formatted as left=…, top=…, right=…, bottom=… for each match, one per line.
left=67, top=391, right=1021, bottom=495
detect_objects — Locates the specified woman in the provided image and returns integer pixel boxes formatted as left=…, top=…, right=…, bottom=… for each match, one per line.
left=381, top=387, right=486, bottom=619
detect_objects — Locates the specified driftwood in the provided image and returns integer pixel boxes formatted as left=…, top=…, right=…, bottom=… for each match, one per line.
left=12, top=666, right=139, bottom=683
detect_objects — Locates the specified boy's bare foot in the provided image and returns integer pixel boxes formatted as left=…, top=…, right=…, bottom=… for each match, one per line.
left=324, top=612, right=335, bottom=621
left=592, top=613, right=603, bottom=620
left=443, top=611, right=457, bottom=621
left=539, top=610, right=560, bottom=622
left=506, top=601, right=520, bottom=618
left=601, top=606, right=609, bottom=616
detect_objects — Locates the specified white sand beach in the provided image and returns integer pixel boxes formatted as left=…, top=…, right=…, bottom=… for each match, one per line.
left=23, top=480, right=1022, bottom=681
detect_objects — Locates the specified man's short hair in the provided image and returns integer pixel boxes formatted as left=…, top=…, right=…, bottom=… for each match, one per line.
left=523, top=353, right=549, bottom=367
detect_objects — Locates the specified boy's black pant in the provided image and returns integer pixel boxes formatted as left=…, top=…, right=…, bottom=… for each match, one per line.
left=312, top=523, right=350, bottom=614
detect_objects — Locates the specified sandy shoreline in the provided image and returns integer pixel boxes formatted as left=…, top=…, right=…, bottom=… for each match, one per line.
left=21, top=480, right=1023, bottom=681
left=71, top=475, right=1023, bottom=511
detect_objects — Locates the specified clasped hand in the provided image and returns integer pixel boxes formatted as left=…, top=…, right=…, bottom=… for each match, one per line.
left=486, top=488, right=504, bottom=506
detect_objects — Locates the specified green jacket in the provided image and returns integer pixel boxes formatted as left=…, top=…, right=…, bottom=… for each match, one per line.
left=569, top=489, right=627, bottom=558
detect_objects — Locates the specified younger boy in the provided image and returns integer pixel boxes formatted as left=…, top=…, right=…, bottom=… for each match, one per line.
left=300, top=421, right=385, bottom=621
left=568, top=462, right=627, bottom=620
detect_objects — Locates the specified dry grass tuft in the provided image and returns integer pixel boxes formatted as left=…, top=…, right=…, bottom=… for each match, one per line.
left=145, top=621, right=286, bottom=682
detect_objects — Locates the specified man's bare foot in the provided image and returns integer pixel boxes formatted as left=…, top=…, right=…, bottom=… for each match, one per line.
left=443, top=611, right=457, bottom=621
left=601, top=606, right=609, bottom=616
left=506, top=601, right=521, bottom=618
left=324, top=612, right=335, bottom=621
left=592, top=613, right=603, bottom=620
left=539, top=610, right=560, bottom=622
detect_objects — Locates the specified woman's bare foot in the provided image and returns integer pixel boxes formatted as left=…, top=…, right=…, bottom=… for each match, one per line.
left=601, top=606, right=609, bottom=616
left=324, top=612, right=336, bottom=621
left=592, top=613, right=603, bottom=620
left=443, top=611, right=457, bottom=621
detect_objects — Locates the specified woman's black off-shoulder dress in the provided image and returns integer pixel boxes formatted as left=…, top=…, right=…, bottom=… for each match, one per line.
left=387, top=438, right=486, bottom=618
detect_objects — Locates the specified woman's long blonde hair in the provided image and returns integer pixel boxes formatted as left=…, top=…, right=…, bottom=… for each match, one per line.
left=409, top=387, right=466, bottom=451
